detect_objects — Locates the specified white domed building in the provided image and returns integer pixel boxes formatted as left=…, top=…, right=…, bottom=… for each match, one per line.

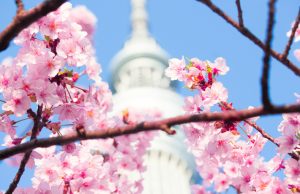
left=110, top=0, right=198, bottom=193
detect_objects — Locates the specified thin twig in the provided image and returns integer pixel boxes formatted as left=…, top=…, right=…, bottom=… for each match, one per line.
left=235, top=0, right=244, bottom=27
left=196, top=0, right=300, bottom=76
left=5, top=106, right=42, bottom=194
left=13, top=117, right=29, bottom=124
left=15, top=0, right=24, bottom=14
left=0, top=0, right=67, bottom=51
left=1, top=103, right=300, bottom=161
left=244, top=120, right=298, bottom=160
left=244, top=120, right=276, bottom=145
left=220, top=102, right=299, bottom=160
left=5, top=151, right=32, bottom=194
left=282, top=8, right=300, bottom=59
left=261, top=0, right=277, bottom=109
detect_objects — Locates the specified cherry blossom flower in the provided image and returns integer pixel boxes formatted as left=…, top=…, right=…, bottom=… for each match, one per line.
left=54, top=103, right=84, bottom=121
left=2, top=89, right=30, bottom=117
left=294, top=49, right=300, bottom=61
left=0, top=115, right=15, bottom=138
left=70, top=5, right=97, bottom=39
left=184, top=94, right=203, bottom=113
left=202, top=81, right=228, bottom=107
left=0, top=58, right=23, bottom=92
left=191, top=185, right=211, bottom=194
left=165, top=57, right=186, bottom=81
left=284, top=158, right=300, bottom=185
left=214, top=173, right=230, bottom=192
left=31, top=80, right=61, bottom=107
left=276, top=120, right=300, bottom=155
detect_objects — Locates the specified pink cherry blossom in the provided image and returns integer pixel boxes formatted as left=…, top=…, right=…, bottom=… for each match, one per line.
left=184, top=94, right=203, bottom=113
left=0, top=58, right=23, bottom=92
left=211, top=57, right=229, bottom=75
left=191, top=185, right=211, bottom=194
left=70, top=5, right=97, bottom=39
left=202, top=81, right=228, bottom=106
left=54, top=103, right=84, bottom=121
left=14, top=22, right=39, bottom=46
left=85, top=57, right=102, bottom=82
left=214, top=173, right=230, bottom=192
left=31, top=80, right=61, bottom=107
left=165, top=57, right=186, bottom=81
left=56, top=38, right=88, bottom=66
left=284, top=158, right=300, bottom=185
left=2, top=89, right=30, bottom=117
left=0, top=115, right=15, bottom=138
left=294, top=49, right=300, bottom=61
left=276, top=120, right=299, bottom=155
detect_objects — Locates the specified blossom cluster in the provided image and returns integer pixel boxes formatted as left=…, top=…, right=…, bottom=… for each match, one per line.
left=165, top=57, right=300, bottom=193
left=0, top=3, right=157, bottom=194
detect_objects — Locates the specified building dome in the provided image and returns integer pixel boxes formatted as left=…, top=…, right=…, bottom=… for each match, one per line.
left=110, top=0, right=171, bottom=93
left=110, top=0, right=198, bottom=193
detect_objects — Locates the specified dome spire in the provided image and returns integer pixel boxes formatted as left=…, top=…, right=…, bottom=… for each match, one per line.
left=131, top=0, right=149, bottom=38
left=110, top=0, right=172, bottom=92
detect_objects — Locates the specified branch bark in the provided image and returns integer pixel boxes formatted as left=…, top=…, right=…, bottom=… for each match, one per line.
left=1, top=103, right=300, bottom=161
left=196, top=0, right=300, bottom=76
left=15, top=0, right=24, bottom=14
left=243, top=119, right=299, bottom=160
left=5, top=107, right=43, bottom=194
left=261, top=0, right=277, bottom=109
left=235, top=0, right=244, bottom=27
left=0, top=0, right=67, bottom=51
left=282, top=8, right=300, bottom=59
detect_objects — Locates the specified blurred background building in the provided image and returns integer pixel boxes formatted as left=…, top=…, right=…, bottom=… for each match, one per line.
left=110, top=0, right=197, bottom=193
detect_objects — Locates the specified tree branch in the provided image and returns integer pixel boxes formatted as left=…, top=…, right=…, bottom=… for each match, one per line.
left=235, top=0, right=244, bottom=27
left=5, top=107, right=42, bottom=194
left=261, top=0, right=277, bottom=109
left=196, top=0, right=300, bottom=76
left=244, top=120, right=276, bottom=145
left=220, top=102, right=299, bottom=160
left=1, top=103, right=300, bottom=161
left=0, top=0, right=67, bottom=51
left=15, top=0, right=24, bottom=15
left=243, top=119, right=299, bottom=160
left=282, top=8, right=300, bottom=59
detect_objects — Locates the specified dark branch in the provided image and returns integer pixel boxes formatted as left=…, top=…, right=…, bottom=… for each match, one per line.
left=0, top=0, right=67, bottom=51
left=5, top=106, right=42, bottom=194
left=261, top=0, right=277, bottom=109
left=244, top=120, right=276, bottom=145
left=196, top=0, right=300, bottom=76
left=282, top=8, right=300, bottom=59
left=1, top=103, right=300, bottom=161
left=15, top=0, right=24, bottom=14
left=235, top=0, right=244, bottom=27
left=5, top=151, right=32, bottom=194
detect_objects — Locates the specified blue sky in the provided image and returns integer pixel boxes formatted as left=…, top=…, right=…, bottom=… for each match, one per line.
left=0, top=0, right=299, bottom=192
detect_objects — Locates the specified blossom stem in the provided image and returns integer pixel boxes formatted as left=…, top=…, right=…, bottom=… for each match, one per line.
left=1, top=103, right=300, bottom=161
left=5, top=106, right=42, bottom=194
left=13, top=117, right=29, bottom=124
left=196, top=0, right=300, bottom=76
left=282, top=8, right=300, bottom=59
left=0, top=0, right=67, bottom=51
